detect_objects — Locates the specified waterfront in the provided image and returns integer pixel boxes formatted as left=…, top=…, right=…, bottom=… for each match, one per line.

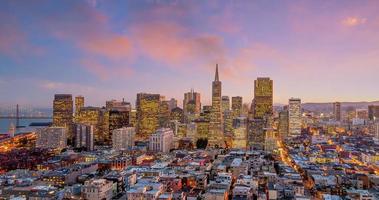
left=0, top=118, right=52, bottom=134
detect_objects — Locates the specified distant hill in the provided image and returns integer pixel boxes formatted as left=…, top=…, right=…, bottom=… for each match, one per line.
left=302, top=101, right=379, bottom=112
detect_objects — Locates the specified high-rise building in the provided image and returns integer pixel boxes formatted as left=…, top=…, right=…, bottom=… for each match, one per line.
left=183, top=89, right=201, bottom=115
left=75, top=107, right=105, bottom=144
left=159, top=100, right=171, bottom=127
left=288, top=98, right=302, bottom=136
left=170, top=107, right=184, bottom=123
left=221, top=96, right=230, bottom=113
left=252, top=78, right=273, bottom=119
left=149, top=128, right=174, bottom=153
left=231, top=96, right=243, bottom=117
left=112, top=127, right=135, bottom=151
left=368, top=105, right=379, bottom=121
left=223, top=110, right=233, bottom=135
left=106, top=99, right=131, bottom=112
left=129, top=109, right=137, bottom=127
left=333, top=102, right=341, bottom=121
left=278, top=109, right=289, bottom=139
left=194, top=119, right=210, bottom=141
left=75, top=96, right=84, bottom=115
left=136, top=93, right=160, bottom=137
left=247, top=118, right=266, bottom=150
left=36, top=127, right=67, bottom=150
left=74, top=124, right=94, bottom=151
left=53, top=94, right=73, bottom=141
left=209, top=64, right=224, bottom=147
left=108, top=109, right=129, bottom=134
left=232, top=117, right=247, bottom=149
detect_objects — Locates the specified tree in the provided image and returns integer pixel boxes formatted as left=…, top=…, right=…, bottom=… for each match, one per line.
left=196, top=138, right=208, bottom=149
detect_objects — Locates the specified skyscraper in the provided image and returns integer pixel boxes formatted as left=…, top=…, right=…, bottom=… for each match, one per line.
left=333, top=102, right=341, bottom=121
left=278, top=109, right=289, bottom=139
left=288, top=98, right=302, bottom=136
left=75, top=96, right=84, bottom=115
left=74, top=123, right=94, bottom=151
left=209, top=64, right=224, bottom=147
left=231, top=96, right=243, bottom=117
left=75, top=106, right=105, bottom=144
left=136, top=93, right=160, bottom=137
left=252, top=78, right=273, bottom=119
left=53, top=94, right=73, bottom=141
left=183, top=89, right=201, bottom=115
left=221, top=96, right=230, bottom=113
left=211, top=64, right=222, bottom=124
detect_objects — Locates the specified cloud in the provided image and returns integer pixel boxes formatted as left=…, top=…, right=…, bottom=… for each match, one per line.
left=342, top=17, right=367, bottom=27
left=80, top=59, right=134, bottom=81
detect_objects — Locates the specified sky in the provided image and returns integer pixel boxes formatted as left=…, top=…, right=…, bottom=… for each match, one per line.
left=1, top=0, right=379, bottom=107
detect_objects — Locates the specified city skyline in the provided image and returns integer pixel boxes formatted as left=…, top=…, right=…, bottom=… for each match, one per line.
left=1, top=0, right=379, bottom=107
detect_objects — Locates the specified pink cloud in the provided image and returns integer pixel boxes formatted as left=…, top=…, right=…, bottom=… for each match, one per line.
left=80, top=59, right=134, bottom=81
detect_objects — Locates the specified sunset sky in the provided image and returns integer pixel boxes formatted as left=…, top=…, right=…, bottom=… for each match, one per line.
left=1, top=0, right=379, bottom=107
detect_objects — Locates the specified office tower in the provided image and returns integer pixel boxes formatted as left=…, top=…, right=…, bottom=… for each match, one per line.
left=288, top=98, right=302, bottom=136
left=36, top=127, right=67, bottom=150
left=231, top=96, right=243, bottom=117
left=167, top=98, right=178, bottom=111
left=211, top=64, right=222, bottom=124
left=252, top=78, right=273, bottom=119
left=170, top=107, right=184, bottom=123
left=186, top=122, right=197, bottom=143
left=223, top=110, right=233, bottom=135
left=232, top=117, right=247, bottom=149
left=112, top=127, right=135, bottom=151
left=75, top=96, right=84, bottom=115
left=221, top=96, right=230, bottom=113
left=106, top=99, right=131, bottom=111
left=129, top=109, right=137, bottom=127
left=333, top=102, right=341, bottom=121
left=194, top=119, right=210, bottom=145
left=264, top=128, right=277, bottom=153
left=74, top=124, right=94, bottom=151
left=368, top=105, right=379, bottom=120
left=53, top=94, right=73, bottom=141
left=136, top=93, right=160, bottom=137
left=76, top=107, right=105, bottom=144
left=278, top=109, right=289, bottom=139
left=183, top=89, right=201, bottom=115
left=149, top=128, right=174, bottom=153
left=209, top=64, right=224, bottom=147
left=108, top=109, right=129, bottom=133
left=159, top=100, right=171, bottom=127
left=247, top=118, right=266, bottom=150
left=201, top=105, right=212, bottom=119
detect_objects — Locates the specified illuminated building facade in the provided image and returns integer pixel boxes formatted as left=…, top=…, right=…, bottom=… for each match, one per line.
left=159, top=100, right=171, bottom=127
left=129, top=109, right=137, bottom=127
left=105, top=99, right=131, bottom=111
left=75, top=96, right=84, bottom=116
left=288, top=98, right=302, bottom=136
left=223, top=110, right=233, bottom=135
left=75, top=107, right=105, bottom=144
left=333, top=102, right=341, bottom=121
left=252, top=78, right=273, bottom=119
left=232, top=117, right=247, bottom=149
left=247, top=118, right=265, bottom=150
left=170, top=107, right=184, bottom=123
left=53, top=94, right=73, bottom=141
left=368, top=105, right=379, bottom=120
left=222, top=96, right=230, bottom=113
left=167, top=98, right=178, bottom=111
left=356, top=109, right=368, bottom=119
left=108, top=109, right=129, bottom=134
left=278, top=109, right=289, bottom=139
left=74, top=123, right=94, bottom=151
left=231, top=96, right=243, bottom=117
left=112, top=127, right=135, bottom=151
left=194, top=119, right=210, bottom=141
left=136, top=93, right=160, bottom=137
left=36, top=127, right=67, bottom=150
left=208, top=65, right=224, bottom=147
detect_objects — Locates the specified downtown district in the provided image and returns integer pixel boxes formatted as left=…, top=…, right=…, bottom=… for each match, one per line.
left=1, top=65, right=379, bottom=200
